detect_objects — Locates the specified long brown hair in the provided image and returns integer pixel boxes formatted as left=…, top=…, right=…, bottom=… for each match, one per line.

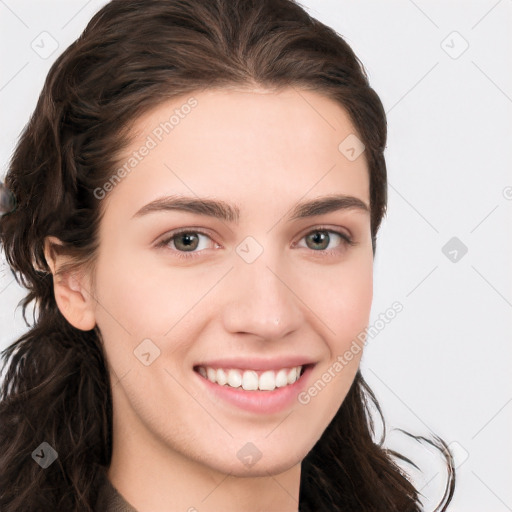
left=0, top=1, right=455, bottom=510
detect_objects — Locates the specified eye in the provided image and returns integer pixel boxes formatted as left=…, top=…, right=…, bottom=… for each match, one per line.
left=156, top=226, right=355, bottom=261
left=295, top=227, right=355, bottom=255
left=156, top=229, right=219, bottom=260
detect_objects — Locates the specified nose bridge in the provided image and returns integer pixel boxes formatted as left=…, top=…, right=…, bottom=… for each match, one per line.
left=221, top=246, right=303, bottom=338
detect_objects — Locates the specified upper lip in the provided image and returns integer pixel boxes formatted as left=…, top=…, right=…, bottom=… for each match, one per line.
left=194, top=356, right=316, bottom=372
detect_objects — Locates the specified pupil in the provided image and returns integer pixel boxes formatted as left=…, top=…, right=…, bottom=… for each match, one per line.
left=310, top=231, right=328, bottom=250
left=178, top=233, right=198, bottom=250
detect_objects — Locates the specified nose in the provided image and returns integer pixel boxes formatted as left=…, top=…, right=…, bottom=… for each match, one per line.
left=221, top=252, right=304, bottom=340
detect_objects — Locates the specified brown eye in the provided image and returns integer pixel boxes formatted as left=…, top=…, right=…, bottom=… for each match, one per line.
left=173, top=232, right=200, bottom=252
left=157, top=229, right=219, bottom=261
left=298, top=228, right=353, bottom=253
left=305, top=231, right=331, bottom=251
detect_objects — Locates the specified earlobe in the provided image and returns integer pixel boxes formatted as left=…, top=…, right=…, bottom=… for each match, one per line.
left=43, top=236, right=97, bottom=332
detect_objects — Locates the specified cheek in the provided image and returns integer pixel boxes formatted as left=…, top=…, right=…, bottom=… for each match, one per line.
left=308, top=255, right=373, bottom=348
left=337, top=265, right=373, bottom=340
left=93, top=252, right=206, bottom=337
left=295, top=257, right=372, bottom=435
left=92, top=258, right=202, bottom=391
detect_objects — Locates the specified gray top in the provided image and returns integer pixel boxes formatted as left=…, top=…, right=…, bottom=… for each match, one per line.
left=94, top=466, right=301, bottom=511
left=95, top=467, right=139, bottom=512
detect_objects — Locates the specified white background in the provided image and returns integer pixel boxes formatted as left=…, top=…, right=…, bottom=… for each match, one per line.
left=1, top=1, right=511, bottom=510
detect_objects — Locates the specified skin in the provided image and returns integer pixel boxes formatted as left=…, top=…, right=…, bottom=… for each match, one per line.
left=45, top=87, right=373, bottom=512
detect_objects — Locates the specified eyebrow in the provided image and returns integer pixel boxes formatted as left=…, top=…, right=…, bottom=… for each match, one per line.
left=131, top=194, right=369, bottom=223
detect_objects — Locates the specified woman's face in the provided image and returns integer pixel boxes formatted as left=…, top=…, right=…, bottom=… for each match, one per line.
left=90, top=87, right=373, bottom=477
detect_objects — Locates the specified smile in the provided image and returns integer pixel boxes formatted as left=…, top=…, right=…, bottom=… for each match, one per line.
left=196, top=365, right=304, bottom=391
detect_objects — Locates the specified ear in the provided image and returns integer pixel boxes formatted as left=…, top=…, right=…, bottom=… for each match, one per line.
left=44, top=236, right=97, bottom=331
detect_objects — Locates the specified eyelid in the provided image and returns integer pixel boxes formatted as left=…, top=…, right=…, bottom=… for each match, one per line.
left=293, top=224, right=354, bottom=247
left=156, top=224, right=356, bottom=260
left=155, top=227, right=219, bottom=250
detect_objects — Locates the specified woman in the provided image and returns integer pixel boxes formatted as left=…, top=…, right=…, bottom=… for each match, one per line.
left=0, top=0, right=455, bottom=510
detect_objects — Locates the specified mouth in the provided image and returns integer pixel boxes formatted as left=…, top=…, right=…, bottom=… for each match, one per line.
left=193, top=364, right=309, bottom=392
left=193, top=362, right=315, bottom=414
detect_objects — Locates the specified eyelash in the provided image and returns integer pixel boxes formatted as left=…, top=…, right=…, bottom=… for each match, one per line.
left=156, top=226, right=355, bottom=261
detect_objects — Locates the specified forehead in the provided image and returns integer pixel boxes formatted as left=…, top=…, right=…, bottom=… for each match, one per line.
left=102, top=87, right=370, bottom=220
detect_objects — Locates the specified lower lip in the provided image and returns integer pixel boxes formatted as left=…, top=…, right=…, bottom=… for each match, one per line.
left=195, top=365, right=314, bottom=415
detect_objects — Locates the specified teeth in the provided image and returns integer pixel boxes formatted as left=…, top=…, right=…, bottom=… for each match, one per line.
left=242, top=370, right=259, bottom=391
left=206, top=367, right=216, bottom=382
left=217, top=368, right=227, bottom=386
left=287, top=367, right=298, bottom=384
left=259, top=370, right=276, bottom=391
left=275, top=369, right=288, bottom=388
left=198, top=365, right=304, bottom=391
left=227, top=369, right=242, bottom=388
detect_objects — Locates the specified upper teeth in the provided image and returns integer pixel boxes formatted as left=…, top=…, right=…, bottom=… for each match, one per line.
left=197, top=366, right=303, bottom=391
